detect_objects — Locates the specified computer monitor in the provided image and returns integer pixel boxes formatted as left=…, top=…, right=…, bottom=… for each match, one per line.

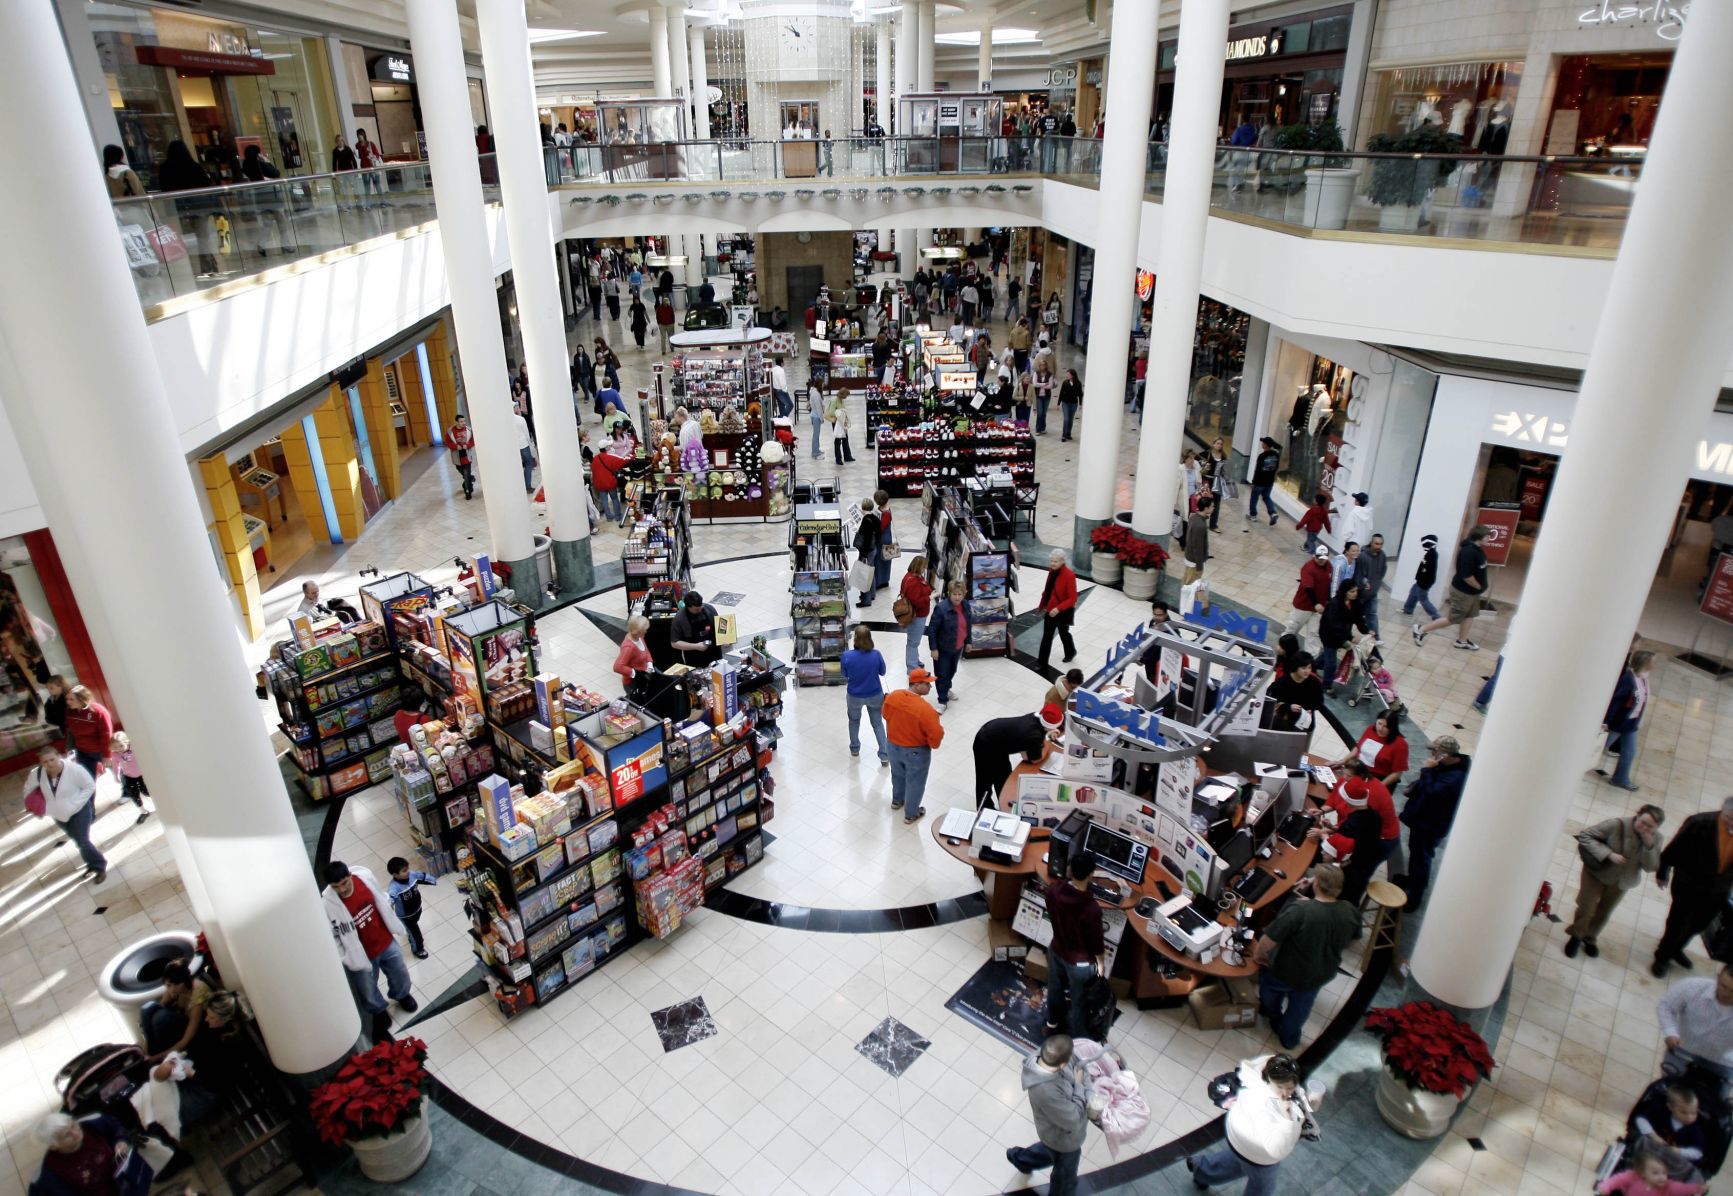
left=1216, top=828, right=1254, bottom=875
left=1250, top=800, right=1279, bottom=854
left=1081, top=822, right=1149, bottom=885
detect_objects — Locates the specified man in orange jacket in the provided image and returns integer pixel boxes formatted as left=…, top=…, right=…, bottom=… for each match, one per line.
left=883, top=668, right=945, bottom=824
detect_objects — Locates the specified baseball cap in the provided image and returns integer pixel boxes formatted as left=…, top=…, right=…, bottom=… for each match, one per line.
left=323, top=860, right=352, bottom=884
left=1039, top=703, right=1064, bottom=728
left=1313, top=544, right=1331, bottom=559
left=1420, top=533, right=1438, bottom=548
left=908, top=667, right=935, bottom=684
left=1432, top=735, right=1461, bottom=755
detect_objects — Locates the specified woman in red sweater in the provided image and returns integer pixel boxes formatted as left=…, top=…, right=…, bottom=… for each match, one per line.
left=613, top=615, right=654, bottom=691
left=1037, top=549, right=1079, bottom=670
left=1337, top=706, right=1410, bottom=788
left=898, top=555, right=933, bottom=674
left=65, top=686, right=114, bottom=778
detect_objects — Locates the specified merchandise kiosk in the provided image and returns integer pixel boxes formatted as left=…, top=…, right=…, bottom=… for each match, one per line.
left=596, top=98, right=687, bottom=180
left=897, top=93, right=1005, bottom=173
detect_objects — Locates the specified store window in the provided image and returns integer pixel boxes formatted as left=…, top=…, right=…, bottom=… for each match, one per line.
left=1543, top=52, right=1672, bottom=155
left=1185, top=298, right=1251, bottom=452
left=0, top=535, right=99, bottom=770
left=1366, top=61, right=1524, bottom=148
left=1262, top=341, right=1355, bottom=505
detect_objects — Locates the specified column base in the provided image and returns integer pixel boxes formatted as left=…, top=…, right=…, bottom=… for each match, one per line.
left=551, top=536, right=595, bottom=599
left=1399, top=967, right=1512, bottom=1042
left=279, top=1028, right=369, bottom=1092
left=1072, top=514, right=1108, bottom=577
left=500, top=553, right=539, bottom=605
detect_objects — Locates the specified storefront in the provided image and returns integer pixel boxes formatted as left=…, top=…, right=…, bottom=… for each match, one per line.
left=1156, top=5, right=1354, bottom=135
left=1398, top=374, right=1733, bottom=653
left=1184, top=298, right=1253, bottom=452
left=1362, top=60, right=1524, bottom=149
left=0, top=532, right=112, bottom=775
left=1541, top=51, right=1671, bottom=154
left=90, top=1, right=344, bottom=185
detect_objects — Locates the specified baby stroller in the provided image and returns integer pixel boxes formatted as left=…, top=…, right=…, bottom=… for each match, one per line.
left=1334, top=632, right=1388, bottom=708
left=1594, top=1055, right=1732, bottom=1188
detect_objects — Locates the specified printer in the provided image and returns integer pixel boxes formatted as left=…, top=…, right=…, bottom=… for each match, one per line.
left=1254, top=761, right=1310, bottom=809
left=970, top=810, right=1031, bottom=864
left=1147, top=893, right=1226, bottom=957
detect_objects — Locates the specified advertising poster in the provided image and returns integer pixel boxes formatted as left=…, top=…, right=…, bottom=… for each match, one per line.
left=1477, top=504, right=1523, bottom=567
left=1702, top=552, right=1733, bottom=626
left=1154, top=756, right=1197, bottom=825
left=447, top=629, right=479, bottom=702
left=478, top=626, right=526, bottom=698
left=607, top=729, right=666, bottom=805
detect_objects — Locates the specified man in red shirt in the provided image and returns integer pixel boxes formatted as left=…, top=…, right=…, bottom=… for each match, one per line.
left=1284, top=545, right=1334, bottom=640
left=321, top=861, right=416, bottom=1034
left=447, top=413, right=475, bottom=499
left=1044, top=850, right=1105, bottom=1038
left=1312, top=761, right=1400, bottom=905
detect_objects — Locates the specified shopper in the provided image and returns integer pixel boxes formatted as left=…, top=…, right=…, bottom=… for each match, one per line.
left=1205, top=439, right=1233, bottom=530
left=139, top=958, right=212, bottom=1061
left=604, top=273, right=622, bottom=321
left=41, top=675, right=70, bottom=743
left=1628, top=1086, right=1710, bottom=1176
left=1657, top=965, right=1733, bottom=1073
left=106, top=732, right=152, bottom=825
left=512, top=404, right=536, bottom=493
left=1043, top=849, right=1106, bottom=1036
left=852, top=498, right=881, bottom=608
left=24, top=745, right=106, bottom=883
left=841, top=627, right=891, bottom=765
left=1566, top=803, right=1664, bottom=959
left=873, top=489, right=896, bottom=593
left=1338, top=492, right=1375, bottom=557
left=653, top=294, right=676, bottom=353
left=1186, top=1054, right=1320, bottom=1195
left=385, top=856, right=437, bottom=960
left=972, top=705, right=1062, bottom=808
left=1338, top=706, right=1409, bottom=789
left=1037, top=549, right=1079, bottom=669
left=102, top=145, right=144, bottom=199
left=1402, top=534, right=1442, bottom=620
left=808, top=378, right=827, bottom=459
left=447, top=413, right=475, bottom=499
left=1328, top=541, right=1360, bottom=598
left=591, top=442, right=630, bottom=522
left=1247, top=437, right=1281, bottom=526
left=1252, top=863, right=1359, bottom=1050
left=331, top=133, right=358, bottom=173
left=1184, top=498, right=1213, bottom=584
left=1651, top=798, right=1733, bottom=978
left=899, top=555, right=933, bottom=673
left=1413, top=524, right=1491, bottom=651
left=669, top=591, right=721, bottom=667
left=1316, top=581, right=1370, bottom=693
left=628, top=296, right=649, bottom=347
left=613, top=615, right=654, bottom=691
left=33, top=1112, right=160, bottom=1196
left=1316, top=761, right=1400, bottom=905
left=64, top=686, right=114, bottom=779
left=1009, top=317, right=1033, bottom=372
left=1395, top=736, right=1471, bottom=911
left=321, top=860, right=417, bottom=1036
left=1297, top=492, right=1334, bottom=554
left=1284, top=545, right=1334, bottom=639
left=1006, top=1034, right=1095, bottom=1196
left=883, top=668, right=944, bottom=823
left=1058, top=368, right=1082, bottom=441
left=1265, top=652, right=1323, bottom=734
left=1600, top=650, right=1655, bottom=792
left=1032, top=363, right=1055, bottom=435
left=927, top=579, right=971, bottom=711
left=1046, top=668, right=1085, bottom=711
left=771, top=357, right=791, bottom=418
left=1354, top=533, right=1390, bottom=634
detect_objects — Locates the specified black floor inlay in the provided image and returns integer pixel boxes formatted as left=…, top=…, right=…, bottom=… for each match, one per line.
left=1467, top=1136, right=1487, bottom=1152
left=650, top=995, right=718, bottom=1052
left=855, top=1016, right=930, bottom=1078
left=703, top=886, right=988, bottom=933
left=710, top=590, right=747, bottom=606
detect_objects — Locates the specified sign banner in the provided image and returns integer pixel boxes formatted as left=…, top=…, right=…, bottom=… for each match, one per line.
left=1702, top=552, right=1733, bottom=626
left=1517, top=468, right=1550, bottom=521
left=1477, top=504, right=1523, bottom=567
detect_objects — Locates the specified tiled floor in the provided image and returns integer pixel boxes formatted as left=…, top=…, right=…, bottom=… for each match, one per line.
left=0, top=293, right=1728, bottom=1195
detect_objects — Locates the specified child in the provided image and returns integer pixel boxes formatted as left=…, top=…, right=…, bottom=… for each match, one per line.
left=386, top=856, right=437, bottom=960
left=1402, top=533, right=1441, bottom=619
left=1630, top=1085, right=1710, bottom=1173
left=1366, top=651, right=1399, bottom=706
left=107, top=732, right=152, bottom=825
left=1598, top=1147, right=1705, bottom=1195
left=1297, top=492, right=1335, bottom=555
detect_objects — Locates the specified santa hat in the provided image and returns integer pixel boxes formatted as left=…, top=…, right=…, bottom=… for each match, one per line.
left=1335, top=778, right=1371, bottom=809
left=1039, top=704, right=1064, bottom=729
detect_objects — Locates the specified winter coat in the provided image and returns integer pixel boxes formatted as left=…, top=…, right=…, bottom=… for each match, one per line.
left=1292, top=559, right=1332, bottom=613
left=321, top=865, right=406, bottom=971
left=1603, top=668, right=1648, bottom=734
left=1317, top=594, right=1369, bottom=650
left=1339, top=504, right=1375, bottom=552
left=1576, top=814, right=1661, bottom=890
left=927, top=597, right=971, bottom=657
left=1223, top=1056, right=1309, bottom=1166
left=1297, top=503, right=1332, bottom=535
left=1414, top=545, right=1438, bottom=589
left=1399, top=755, right=1472, bottom=839
left=23, top=760, right=96, bottom=822
left=1021, top=1055, right=1092, bottom=1153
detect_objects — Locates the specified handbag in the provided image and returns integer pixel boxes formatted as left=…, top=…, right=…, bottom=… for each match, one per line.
left=848, top=558, right=875, bottom=592
left=23, top=782, right=45, bottom=819
left=892, top=596, right=914, bottom=627
left=882, top=535, right=902, bottom=560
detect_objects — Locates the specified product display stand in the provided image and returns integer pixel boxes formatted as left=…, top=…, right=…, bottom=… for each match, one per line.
left=268, top=620, right=402, bottom=802
left=924, top=486, right=1014, bottom=658
left=622, top=486, right=693, bottom=613
left=876, top=418, right=1036, bottom=499
left=864, top=380, right=924, bottom=447
left=789, top=502, right=848, bottom=687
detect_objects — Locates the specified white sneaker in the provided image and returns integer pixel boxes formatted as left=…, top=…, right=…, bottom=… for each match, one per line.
left=1411, top=623, right=1426, bottom=646
left=938, top=701, right=949, bottom=713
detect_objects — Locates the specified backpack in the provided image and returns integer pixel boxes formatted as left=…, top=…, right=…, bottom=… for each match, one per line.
left=1083, top=974, right=1117, bottom=1042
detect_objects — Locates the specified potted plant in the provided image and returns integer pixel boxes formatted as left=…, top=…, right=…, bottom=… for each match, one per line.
left=1365, top=125, right=1464, bottom=232
left=1364, top=1002, right=1495, bottom=1139
left=1117, top=536, right=1169, bottom=601
left=309, top=1037, right=433, bottom=1181
left=1088, top=523, right=1131, bottom=587
left=1271, top=124, right=1356, bottom=230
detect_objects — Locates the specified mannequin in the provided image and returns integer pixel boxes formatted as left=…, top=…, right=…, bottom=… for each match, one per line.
left=1307, top=383, right=1333, bottom=436
left=1288, top=385, right=1314, bottom=433
left=1478, top=100, right=1511, bottom=155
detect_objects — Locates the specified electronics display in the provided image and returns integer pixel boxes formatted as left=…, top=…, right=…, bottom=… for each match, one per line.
left=1081, top=821, right=1149, bottom=885
left=1215, top=828, right=1254, bottom=875
left=1249, top=800, right=1280, bottom=854
left=1046, top=809, right=1090, bottom=879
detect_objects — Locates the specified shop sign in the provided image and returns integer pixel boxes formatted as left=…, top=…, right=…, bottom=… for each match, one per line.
left=1047, top=65, right=1078, bottom=88
left=1477, top=504, right=1523, bottom=567
left=372, top=54, right=414, bottom=84
left=1225, top=35, right=1271, bottom=61
left=1490, top=408, right=1733, bottom=481
left=134, top=45, right=275, bottom=76
left=1700, top=552, right=1733, bottom=625
left=1577, top=0, right=1689, bottom=42
left=1135, top=270, right=1155, bottom=301
left=1518, top=468, right=1550, bottom=520
left=1073, top=688, right=1167, bottom=749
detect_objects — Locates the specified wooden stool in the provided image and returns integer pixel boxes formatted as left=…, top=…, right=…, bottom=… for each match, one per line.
left=1362, top=880, right=1407, bottom=970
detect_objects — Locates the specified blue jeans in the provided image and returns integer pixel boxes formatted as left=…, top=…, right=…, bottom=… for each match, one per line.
left=1008, top=1143, right=1080, bottom=1196
left=874, top=551, right=892, bottom=591
left=140, top=1001, right=186, bottom=1056
left=1403, top=582, right=1440, bottom=620
left=1257, top=971, right=1318, bottom=1050
left=1475, top=656, right=1502, bottom=707
left=1045, top=949, right=1094, bottom=1037
left=1248, top=484, right=1276, bottom=519
left=1060, top=401, right=1076, bottom=439
left=1607, top=727, right=1639, bottom=787
left=810, top=411, right=824, bottom=457
left=1035, top=394, right=1049, bottom=433
left=345, top=941, right=413, bottom=1015
left=888, top=744, right=931, bottom=816
left=1318, top=644, right=1340, bottom=689
left=1192, top=1145, right=1281, bottom=1196
left=933, top=648, right=962, bottom=703
left=520, top=445, right=535, bottom=491
left=1304, top=529, right=1321, bottom=553
left=58, top=798, right=106, bottom=874
left=904, top=616, right=927, bottom=672
left=598, top=487, right=623, bottom=522
left=848, top=692, right=889, bottom=761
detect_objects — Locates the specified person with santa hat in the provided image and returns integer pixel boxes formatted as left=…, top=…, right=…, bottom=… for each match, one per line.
left=1309, top=758, right=1400, bottom=904
left=972, top=704, right=1063, bottom=809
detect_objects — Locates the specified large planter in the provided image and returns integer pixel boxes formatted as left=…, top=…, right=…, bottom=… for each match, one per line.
left=1090, top=550, right=1122, bottom=587
left=1374, top=1064, right=1466, bottom=1139
left=1121, top=565, right=1159, bottom=601
left=1302, top=168, right=1359, bottom=230
left=1376, top=202, right=1424, bottom=233
left=349, top=1114, right=432, bottom=1182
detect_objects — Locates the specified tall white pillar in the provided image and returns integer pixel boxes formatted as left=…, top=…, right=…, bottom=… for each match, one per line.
left=916, top=0, right=935, bottom=91
left=50, top=0, right=122, bottom=152
left=1071, top=0, right=1165, bottom=558
left=650, top=6, right=672, bottom=97
left=476, top=0, right=592, bottom=595
left=1410, top=0, right=1733, bottom=1010
left=978, top=24, right=992, bottom=92
left=0, top=0, right=358, bottom=1075
left=689, top=23, right=712, bottom=139
left=896, top=1, right=918, bottom=133
left=669, top=8, right=691, bottom=122
left=406, top=0, right=536, bottom=573
left=875, top=18, right=892, bottom=131
left=1128, top=0, right=1228, bottom=539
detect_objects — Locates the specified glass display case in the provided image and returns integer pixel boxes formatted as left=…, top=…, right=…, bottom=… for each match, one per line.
left=597, top=98, right=688, bottom=180
left=897, top=93, right=1004, bottom=173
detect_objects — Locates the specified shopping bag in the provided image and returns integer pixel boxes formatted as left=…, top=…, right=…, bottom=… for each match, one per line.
left=848, top=558, right=875, bottom=592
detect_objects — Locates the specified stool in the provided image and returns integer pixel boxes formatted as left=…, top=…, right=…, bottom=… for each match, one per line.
left=1362, top=880, right=1407, bottom=971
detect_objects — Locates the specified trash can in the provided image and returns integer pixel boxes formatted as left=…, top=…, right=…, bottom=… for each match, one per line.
left=97, top=930, right=199, bottom=1041
left=533, top=533, right=554, bottom=595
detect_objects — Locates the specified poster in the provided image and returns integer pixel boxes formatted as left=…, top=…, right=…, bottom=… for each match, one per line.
left=1154, top=756, right=1196, bottom=826
left=119, top=225, right=159, bottom=270
left=447, top=629, right=479, bottom=701
left=1702, top=552, right=1733, bottom=626
left=1518, top=468, right=1551, bottom=521
left=1224, top=675, right=1269, bottom=735
left=1477, top=504, right=1523, bottom=567
left=478, top=626, right=526, bottom=696
left=607, top=729, right=666, bottom=805
left=1152, top=646, right=1182, bottom=705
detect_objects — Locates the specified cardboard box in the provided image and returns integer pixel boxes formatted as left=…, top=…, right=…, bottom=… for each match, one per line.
left=1024, top=951, right=1048, bottom=983
left=1188, top=983, right=1258, bottom=1031
left=988, top=919, right=1030, bottom=963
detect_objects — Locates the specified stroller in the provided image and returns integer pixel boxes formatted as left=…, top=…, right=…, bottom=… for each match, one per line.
left=1594, top=1055, right=1732, bottom=1188
left=1334, top=633, right=1392, bottom=708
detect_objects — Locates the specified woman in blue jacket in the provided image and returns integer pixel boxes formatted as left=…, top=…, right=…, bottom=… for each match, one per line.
left=1600, top=650, right=1655, bottom=791
left=926, top=579, right=971, bottom=712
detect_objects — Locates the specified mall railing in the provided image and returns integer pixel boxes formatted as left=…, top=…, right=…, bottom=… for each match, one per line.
left=113, top=155, right=501, bottom=307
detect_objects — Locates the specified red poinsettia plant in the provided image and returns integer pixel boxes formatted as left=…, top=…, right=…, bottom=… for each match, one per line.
left=1117, top=537, right=1170, bottom=571
left=1089, top=523, right=1133, bottom=553
left=1363, top=1002, right=1494, bottom=1097
left=308, top=1037, right=430, bottom=1146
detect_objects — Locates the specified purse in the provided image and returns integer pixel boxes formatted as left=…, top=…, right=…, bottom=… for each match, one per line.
left=23, top=785, right=45, bottom=819
left=892, top=596, right=913, bottom=627
left=882, top=537, right=902, bottom=560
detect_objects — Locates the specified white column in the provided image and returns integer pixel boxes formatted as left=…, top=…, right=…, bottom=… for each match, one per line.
left=689, top=23, right=712, bottom=139
left=1128, top=0, right=1227, bottom=538
left=978, top=24, right=992, bottom=92
left=896, top=1, right=918, bottom=133
left=669, top=8, right=692, bottom=123
left=916, top=0, right=935, bottom=91
left=650, top=6, right=672, bottom=97
left=1410, top=0, right=1733, bottom=1010
left=406, top=0, right=536, bottom=571
left=876, top=18, right=892, bottom=131
left=50, top=0, right=122, bottom=152
left=0, top=0, right=358, bottom=1075
left=1072, top=0, right=1166, bottom=553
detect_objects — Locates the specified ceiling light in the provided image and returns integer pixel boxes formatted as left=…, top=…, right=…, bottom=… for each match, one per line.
left=934, top=27, right=1039, bottom=45
left=528, top=29, right=605, bottom=45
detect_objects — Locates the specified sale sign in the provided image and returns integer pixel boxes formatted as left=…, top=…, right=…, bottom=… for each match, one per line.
left=1702, top=552, right=1733, bottom=626
left=1518, top=469, right=1551, bottom=521
left=1477, top=505, right=1523, bottom=567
